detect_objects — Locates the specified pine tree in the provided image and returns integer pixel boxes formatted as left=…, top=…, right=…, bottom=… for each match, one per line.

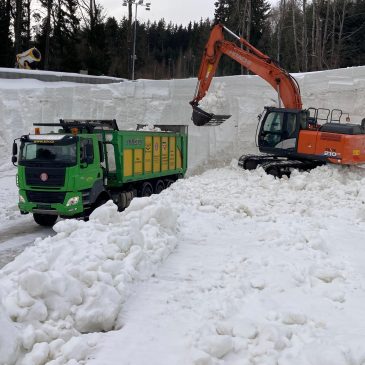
left=0, top=0, right=12, bottom=66
left=52, top=0, right=80, bottom=71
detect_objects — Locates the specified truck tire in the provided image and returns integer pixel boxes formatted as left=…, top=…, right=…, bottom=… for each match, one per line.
left=141, top=182, right=153, bottom=197
left=93, top=195, right=109, bottom=210
left=164, top=179, right=174, bottom=188
left=85, top=193, right=110, bottom=219
left=33, top=213, right=58, bottom=227
left=154, top=180, right=165, bottom=194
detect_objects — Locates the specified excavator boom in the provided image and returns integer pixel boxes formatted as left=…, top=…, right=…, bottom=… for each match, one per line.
left=190, top=24, right=302, bottom=126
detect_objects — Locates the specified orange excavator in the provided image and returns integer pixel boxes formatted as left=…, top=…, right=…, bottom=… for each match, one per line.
left=190, top=24, right=365, bottom=177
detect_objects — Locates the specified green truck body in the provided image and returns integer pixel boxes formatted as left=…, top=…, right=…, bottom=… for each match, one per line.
left=13, top=120, right=188, bottom=226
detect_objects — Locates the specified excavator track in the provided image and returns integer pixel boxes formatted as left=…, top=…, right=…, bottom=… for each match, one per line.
left=238, top=154, right=324, bottom=178
left=238, top=154, right=277, bottom=170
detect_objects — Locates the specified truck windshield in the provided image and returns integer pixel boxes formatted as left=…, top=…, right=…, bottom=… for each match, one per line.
left=20, top=140, right=77, bottom=166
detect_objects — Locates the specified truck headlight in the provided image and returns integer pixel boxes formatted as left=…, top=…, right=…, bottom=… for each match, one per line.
left=19, top=194, right=25, bottom=203
left=66, top=196, right=80, bottom=206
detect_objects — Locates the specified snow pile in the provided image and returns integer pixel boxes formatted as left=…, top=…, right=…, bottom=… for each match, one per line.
left=0, top=198, right=177, bottom=365
left=82, top=164, right=365, bottom=365
left=138, top=123, right=162, bottom=132
left=1, top=163, right=365, bottom=364
left=178, top=165, right=365, bottom=365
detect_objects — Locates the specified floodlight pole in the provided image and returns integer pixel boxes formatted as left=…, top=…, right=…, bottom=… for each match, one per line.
left=132, top=2, right=138, bottom=81
left=123, top=0, right=151, bottom=81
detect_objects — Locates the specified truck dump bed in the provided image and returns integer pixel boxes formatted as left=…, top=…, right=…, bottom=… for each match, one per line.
left=104, top=125, right=188, bottom=186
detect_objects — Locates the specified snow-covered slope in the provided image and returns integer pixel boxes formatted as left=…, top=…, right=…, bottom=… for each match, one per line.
left=1, top=67, right=365, bottom=171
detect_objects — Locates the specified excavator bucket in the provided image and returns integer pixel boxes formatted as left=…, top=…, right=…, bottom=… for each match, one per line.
left=191, top=105, right=231, bottom=126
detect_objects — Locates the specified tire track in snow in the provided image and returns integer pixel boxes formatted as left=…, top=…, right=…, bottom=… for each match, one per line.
left=0, top=219, right=53, bottom=268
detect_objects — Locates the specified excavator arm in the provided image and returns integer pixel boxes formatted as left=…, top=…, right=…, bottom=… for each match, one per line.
left=190, top=24, right=302, bottom=126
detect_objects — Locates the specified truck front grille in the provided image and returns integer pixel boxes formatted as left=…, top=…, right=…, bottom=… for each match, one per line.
left=25, top=167, right=66, bottom=187
left=26, top=191, right=66, bottom=204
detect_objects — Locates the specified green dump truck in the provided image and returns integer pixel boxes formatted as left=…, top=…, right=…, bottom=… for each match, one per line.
left=12, top=120, right=188, bottom=226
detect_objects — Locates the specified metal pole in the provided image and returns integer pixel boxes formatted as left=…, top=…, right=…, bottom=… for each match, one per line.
left=132, top=2, right=138, bottom=81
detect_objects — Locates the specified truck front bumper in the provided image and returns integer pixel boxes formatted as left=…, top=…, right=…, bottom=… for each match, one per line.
left=18, top=190, right=84, bottom=217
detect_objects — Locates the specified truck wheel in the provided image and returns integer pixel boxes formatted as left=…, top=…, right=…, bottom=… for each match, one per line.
left=141, top=182, right=153, bottom=197
left=164, top=179, right=174, bottom=188
left=33, top=213, right=58, bottom=227
left=93, top=196, right=108, bottom=210
left=154, top=180, right=165, bottom=194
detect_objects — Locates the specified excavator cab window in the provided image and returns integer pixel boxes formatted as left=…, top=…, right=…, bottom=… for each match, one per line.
left=259, top=110, right=300, bottom=151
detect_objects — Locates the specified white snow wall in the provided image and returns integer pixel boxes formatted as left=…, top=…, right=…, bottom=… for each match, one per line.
left=0, top=66, right=365, bottom=171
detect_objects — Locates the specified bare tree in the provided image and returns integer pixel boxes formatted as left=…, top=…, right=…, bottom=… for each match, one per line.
left=277, top=0, right=286, bottom=63
left=330, top=0, right=337, bottom=66
left=334, top=0, right=347, bottom=67
left=14, top=0, right=23, bottom=55
left=291, top=0, right=300, bottom=71
left=315, top=0, right=323, bottom=70
left=302, top=0, right=308, bottom=71
left=127, top=1, right=132, bottom=78
left=321, top=0, right=331, bottom=68
left=77, top=0, right=97, bottom=28
left=24, top=0, right=32, bottom=48
left=234, top=0, right=249, bottom=74
left=44, top=0, right=53, bottom=69
left=311, top=0, right=316, bottom=69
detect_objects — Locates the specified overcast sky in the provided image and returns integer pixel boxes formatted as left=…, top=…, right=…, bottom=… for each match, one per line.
left=101, top=0, right=215, bottom=26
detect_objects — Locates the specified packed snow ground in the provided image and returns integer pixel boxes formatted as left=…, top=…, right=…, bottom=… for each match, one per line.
left=0, top=165, right=52, bottom=270
left=1, top=67, right=365, bottom=364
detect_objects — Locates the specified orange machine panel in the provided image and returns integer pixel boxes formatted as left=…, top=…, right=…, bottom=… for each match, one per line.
left=298, top=129, right=365, bottom=165
left=297, top=130, right=318, bottom=155
left=315, top=132, right=365, bottom=165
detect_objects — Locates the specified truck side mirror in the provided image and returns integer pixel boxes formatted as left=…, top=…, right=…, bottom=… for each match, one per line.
left=12, top=142, right=18, bottom=156
left=12, top=155, right=18, bottom=165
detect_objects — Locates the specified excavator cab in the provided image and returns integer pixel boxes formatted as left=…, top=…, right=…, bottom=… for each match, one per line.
left=257, top=107, right=304, bottom=154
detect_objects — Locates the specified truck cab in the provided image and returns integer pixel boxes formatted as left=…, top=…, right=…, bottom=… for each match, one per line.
left=16, top=132, right=105, bottom=226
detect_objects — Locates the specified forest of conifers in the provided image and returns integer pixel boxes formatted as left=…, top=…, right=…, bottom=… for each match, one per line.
left=0, top=0, right=364, bottom=79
